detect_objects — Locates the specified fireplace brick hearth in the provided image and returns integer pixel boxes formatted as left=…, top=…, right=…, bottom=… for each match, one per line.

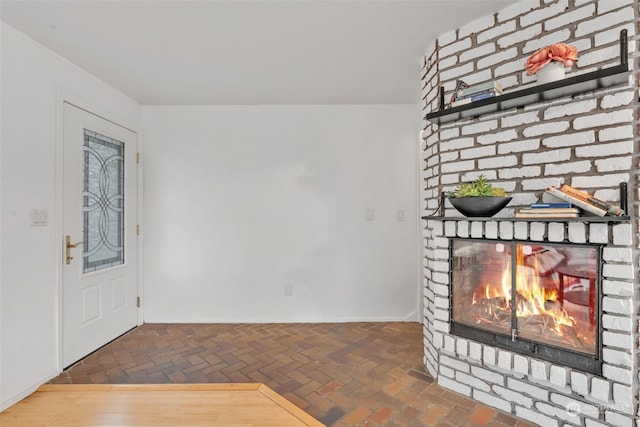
left=424, top=218, right=634, bottom=426
left=419, top=1, right=638, bottom=426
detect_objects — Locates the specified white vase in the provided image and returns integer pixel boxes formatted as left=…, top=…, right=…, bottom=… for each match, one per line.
left=536, top=61, right=566, bottom=85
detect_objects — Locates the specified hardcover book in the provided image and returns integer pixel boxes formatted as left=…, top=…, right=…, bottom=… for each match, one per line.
left=457, top=81, right=503, bottom=98
left=559, top=184, right=624, bottom=216
left=545, top=186, right=606, bottom=217
left=529, top=202, right=573, bottom=208
left=518, top=208, right=580, bottom=214
left=515, top=212, right=580, bottom=218
left=451, top=90, right=498, bottom=107
left=456, top=88, right=501, bottom=100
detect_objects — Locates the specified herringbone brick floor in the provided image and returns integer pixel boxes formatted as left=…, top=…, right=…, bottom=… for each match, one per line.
left=50, top=323, right=536, bottom=427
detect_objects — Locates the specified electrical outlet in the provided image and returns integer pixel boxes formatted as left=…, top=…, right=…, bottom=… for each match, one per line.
left=284, top=283, right=294, bottom=296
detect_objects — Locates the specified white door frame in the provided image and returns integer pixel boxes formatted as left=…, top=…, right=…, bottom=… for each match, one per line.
left=55, top=91, right=144, bottom=372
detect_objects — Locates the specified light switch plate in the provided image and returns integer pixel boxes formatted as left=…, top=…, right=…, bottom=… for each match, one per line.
left=365, top=208, right=375, bottom=221
left=31, top=209, right=48, bottom=226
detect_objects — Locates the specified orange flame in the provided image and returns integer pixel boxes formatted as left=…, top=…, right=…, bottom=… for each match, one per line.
left=515, top=246, right=575, bottom=336
left=474, top=246, right=577, bottom=337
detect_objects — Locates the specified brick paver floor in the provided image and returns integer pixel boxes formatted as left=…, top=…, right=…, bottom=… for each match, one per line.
left=50, top=322, right=536, bottom=427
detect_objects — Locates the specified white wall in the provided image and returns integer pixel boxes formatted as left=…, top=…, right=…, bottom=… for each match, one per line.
left=1, top=20, right=420, bottom=411
left=142, top=105, right=419, bottom=322
left=0, top=23, right=141, bottom=410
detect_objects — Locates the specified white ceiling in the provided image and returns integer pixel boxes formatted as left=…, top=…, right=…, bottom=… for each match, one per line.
left=1, top=0, right=512, bottom=105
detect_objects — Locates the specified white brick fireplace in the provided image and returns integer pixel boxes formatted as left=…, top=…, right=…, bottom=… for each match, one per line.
left=419, top=1, right=638, bottom=426
left=424, top=219, right=634, bottom=426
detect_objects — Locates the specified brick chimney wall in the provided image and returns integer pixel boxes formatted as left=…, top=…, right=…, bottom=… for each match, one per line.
left=419, top=1, right=639, bottom=426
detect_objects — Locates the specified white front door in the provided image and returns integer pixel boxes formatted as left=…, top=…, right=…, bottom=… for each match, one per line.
left=62, top=102, right=139, bottom=367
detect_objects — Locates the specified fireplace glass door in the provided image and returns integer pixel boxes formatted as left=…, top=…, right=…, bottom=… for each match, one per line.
left=451, top=239, right=599, bottom=358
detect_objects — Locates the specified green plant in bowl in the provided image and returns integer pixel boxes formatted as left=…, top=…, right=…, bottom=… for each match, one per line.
left=448, top=175, right=508, bottom=198
left=447, top=175, right=511, bottom=217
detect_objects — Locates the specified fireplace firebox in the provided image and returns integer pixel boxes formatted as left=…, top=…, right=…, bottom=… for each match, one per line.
left=450, top=238, right=602, bottom=374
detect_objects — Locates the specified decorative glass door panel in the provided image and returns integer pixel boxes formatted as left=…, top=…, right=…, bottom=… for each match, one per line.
left=83, top=129, right=125, bottom=273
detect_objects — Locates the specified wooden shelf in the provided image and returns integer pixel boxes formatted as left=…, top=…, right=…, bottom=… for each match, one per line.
left=426, top=30, right=629, bottom=125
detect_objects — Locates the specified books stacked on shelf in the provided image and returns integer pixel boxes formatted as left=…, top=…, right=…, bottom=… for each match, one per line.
left=451, top=80, right=503, bottom=108
left=544, top=185, right=625, bottom=217
left=515, top=202, right=580, bottom=218
left=559, top=184, right=624, bottom=216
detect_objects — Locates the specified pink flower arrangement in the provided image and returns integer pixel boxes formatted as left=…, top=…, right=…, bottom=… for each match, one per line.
left=525, top=43, right=578, bottom=75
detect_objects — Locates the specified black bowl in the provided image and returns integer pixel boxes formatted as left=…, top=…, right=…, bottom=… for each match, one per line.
left=448, top=196, right=512, bottom=217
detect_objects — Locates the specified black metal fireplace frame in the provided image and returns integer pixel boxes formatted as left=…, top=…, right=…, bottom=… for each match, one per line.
left=448, top=238, right=603, bottom=375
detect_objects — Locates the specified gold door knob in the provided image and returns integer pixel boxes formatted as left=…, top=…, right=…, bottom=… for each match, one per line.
left=65, top=235, right=83, bottom=265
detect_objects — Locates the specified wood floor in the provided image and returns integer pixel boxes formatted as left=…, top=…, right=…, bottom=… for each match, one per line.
left=0, top=384, right=324, bottom=426
left=43, top=323, right=535, bottom=426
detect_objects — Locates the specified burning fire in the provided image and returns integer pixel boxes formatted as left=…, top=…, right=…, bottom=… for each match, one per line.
left=460, top=242, right=597, bottom=354
left=514, top=246, right=576, bottom=337
left=473, top=246, right=577, bottom=338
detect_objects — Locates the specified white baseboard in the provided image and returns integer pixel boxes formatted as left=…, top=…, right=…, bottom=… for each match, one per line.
left=0, top=371, right=57, bottom=412
left=143, top=316, right=421, bottom=324
left=402, top=309, right=419, bottom=322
